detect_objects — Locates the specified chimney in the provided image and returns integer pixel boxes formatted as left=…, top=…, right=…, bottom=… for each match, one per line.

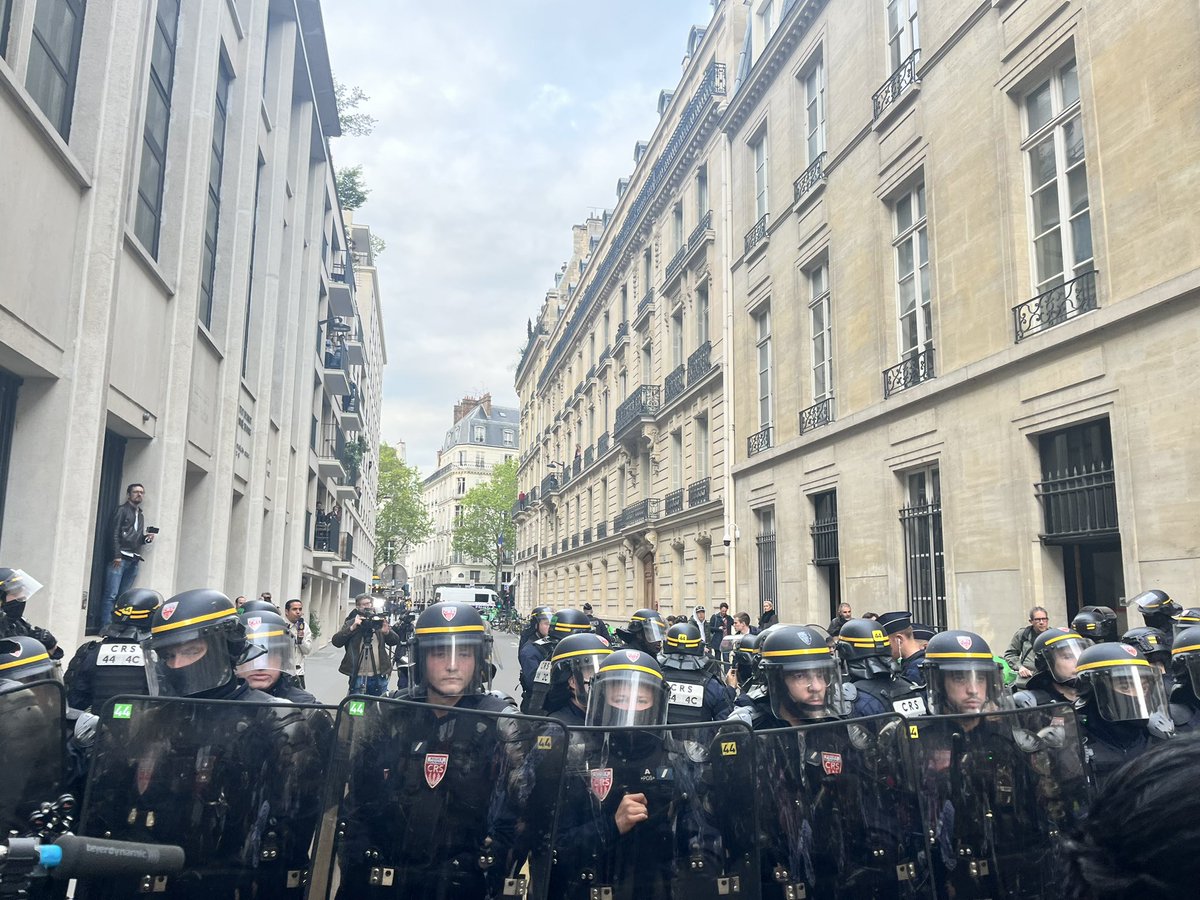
left=480, top=393, right=492, bottom=416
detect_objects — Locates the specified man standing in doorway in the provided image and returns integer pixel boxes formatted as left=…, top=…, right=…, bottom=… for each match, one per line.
left=101, top=483, right=155, bottom=627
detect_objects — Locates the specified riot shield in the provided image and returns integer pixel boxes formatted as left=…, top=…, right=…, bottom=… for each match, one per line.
left=310, top=695, right=566, bottom=900
left=551, top=720, right=758, bottom=900
left=0, top=679, right=66, bottom=837
left=905, top=703, right=1090, bottom=900
left=754, top=714, right=932, bottom=900
left=77, top=695, right=336, bottom=899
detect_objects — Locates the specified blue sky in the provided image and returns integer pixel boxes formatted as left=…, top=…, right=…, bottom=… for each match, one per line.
left=323, top=0, right=717, bottom=473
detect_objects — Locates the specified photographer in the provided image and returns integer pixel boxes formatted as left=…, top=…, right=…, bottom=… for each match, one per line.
left=332, top=594, right=399, bottom=696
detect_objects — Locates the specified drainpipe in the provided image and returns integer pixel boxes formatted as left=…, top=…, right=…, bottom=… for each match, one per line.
left=721, top=129, right=738, bottom=612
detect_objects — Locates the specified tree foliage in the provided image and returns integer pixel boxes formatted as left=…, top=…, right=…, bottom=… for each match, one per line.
left=333, top=79, right=377, bottom=137
left=336, top=165, right=370, bottom=211
left=452, top=458, right=518, bottom=587
left=374, top=443, right=432, bottom=568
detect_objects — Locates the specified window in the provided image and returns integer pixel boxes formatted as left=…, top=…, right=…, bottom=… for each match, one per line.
left=672, top=203, right=685, bottom=252
left=759, top=0, right=775, bottom=45
left=1036, top=419, right=1117, bottom=540
left=589, top=334, right=596, bottom=366
left=1023, top=59, right=1091, bottom=293
left=752, top=134, right=769, bottom=219
left=133, top=0, right=181, bottom=257
left=755, top=307, right=772, bottom=430
left=809, top=263, right=833, bottom=401
left=641, top=341, right=652, bottom=384
left=602, top=390, right=610, bottom=430
left=671, top=430, right=683, bottom=490
left=503, top=429, right=514, bottom=446
left=456, top=477, right=466, bottom=495
left=25, top=0, right=87, bottom=139
left=457, top=451, right=465, bottom=466
left=455, top=503, right=464, bottom=523
left=642, top=248, right=652, bottom=291
left=810, top=490, right=842, bottom=617
left=473, top=426, right=485, bottom=442
left=886, top=0, right=920, bottom=71
left=469, top=570, right=481, bottom=584
left=696, top=284, right=710, bottom=347
left=893, top=183, right=933, bottom=358
left=756, top=507, right=777, bottom=610
left=671, top=309, right=684, bottom=367
left=1, top=0, right=14, bottom=59
left=241, top=157, right=264, bottom=377
left=899, top=465, right=946, bottom=629
left=803, top=57, right=826, bottom=163
left=696, top=165, right=709, bottom=216
left=602, top=311, right=610, bottom=346
left=695, top=415, right=709, bottom=478
left=199, top=59, right=233, bottom=329
left=620, top=285, right=628, bottom=321
left=475, top=453, right=485, bottom=468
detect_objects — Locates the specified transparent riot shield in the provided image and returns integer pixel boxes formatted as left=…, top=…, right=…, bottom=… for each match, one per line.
left=0, top=679, right=66, bottom=837
left=754, top=713, right=932, bottom=900
left=77, top=696, right=336, bottom=899
left=310, top=696, right=567, bottom=900
left=551, top=721, right=758, bottom=900
left=905, top=703, right=1090, bottom=900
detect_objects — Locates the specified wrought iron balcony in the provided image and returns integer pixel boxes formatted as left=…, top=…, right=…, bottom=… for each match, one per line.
left=688, top=477, right=710, bottom=507
left=687, top=341, right=713, bottom=385
left=1035, top=462, right=1119, bottom=542
left=616, top=498, right=660, bottom=531
left=635, top=288, right=655, bottom=323
left=614, top=385, right=662, bottom=437
left=664, top=244, right=688, bottom=288
left=744, top=213, right=769, bottom=256
left=799, top=397, right=835, bottom=434
left=586, top=364, right=597, bottom=382
left=793, top=152, right=828, bottom=204
left=598, top=345, right=612, bottom=366
left=597, top=432, right=610, bottom=456
left=584, top=445, right=594, bottom=467
left=613, top=320, right=630, bottom=347
left=873, top=49, right=921, bottom=120
left=528, top=487, right=538, bottom=504
left=747, top=425, right=772, bottom=457
left=1013, top=270, right=1098, bottom=342
left=541, top=474, right=559, bottom=496
left=572, top=457, right=582, bottom=478
left=665, top=488, right=684, bottom=516
left=664, top=364, right=686, bottom=403
left=596, top=521, right=607, bottom=540
left=687, top=210, right=713, bottom=252
left=811, top=514, right=839, bottom=565
left=883, top=348, right=936, bottom=398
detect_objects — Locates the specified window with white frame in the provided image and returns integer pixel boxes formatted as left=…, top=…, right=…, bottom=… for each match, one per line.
left=695, top=415, right=709, bottom=478
left=1023, top=58, right=1091, bottom=294
left=759, top=0, right=775, bottom=46
left=755, top=307, right=773, bottom=430
left=671, top=309, right=684, bottom=367
left=802, top=56, right=826, bottom=163
left=671, top=430, right=683, bottom=490
left=673, top=202, right=685, bottom=252
left=696, top=284, right=710, bottom=347
left=503, top=429, right=514, bottom=446
left=752, top=133, right=769, bottom=219
left=809, top=262, right=833, bottom=401
left=892, top=183, right=933, bottom=359
left=473, top=425, right=485, bottom=442
left=886, top=0, right=920, bottom=71
left=696, top=165, right=709, bottom=216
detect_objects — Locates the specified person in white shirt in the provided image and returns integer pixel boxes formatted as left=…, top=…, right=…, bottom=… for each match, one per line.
left=284, top=598, right=313, bottom=688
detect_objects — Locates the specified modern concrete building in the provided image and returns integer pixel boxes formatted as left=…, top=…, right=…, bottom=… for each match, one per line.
left=411, top=395, right=519, bottom=602
left=0, top=0, right=382, bottom=648
left=722, top=0, right=1200, bottom=640
left=513, top=2, right=748, bottom=621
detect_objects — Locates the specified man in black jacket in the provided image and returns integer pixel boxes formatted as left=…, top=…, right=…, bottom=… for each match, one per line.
left=332, top=594, right=400, bottom=695
left=100, top=483, right=156, bottom=627
left=0, top=568, right=61, bottom=660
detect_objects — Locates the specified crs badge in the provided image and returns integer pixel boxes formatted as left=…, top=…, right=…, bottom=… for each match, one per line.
left=626, top=651, right=641, bottom=664
left=441, top=605, right=457, bottom=622
left=589, top=767, right=614, bottom=801
left=246, top=617, right=262, bottom=630
left=424, top=753, right=449, bottom=789
left=957, top=635, right=973, bottom=651
left=821, top=752, right=843, bottom=776
left=160, top=602, right=178, bottom=621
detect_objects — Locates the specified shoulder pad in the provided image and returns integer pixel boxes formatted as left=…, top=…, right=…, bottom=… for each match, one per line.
left=1169, top=701, right=1194, bottom=726
left=480, top=690, right=518, bottom=713
left=840, top=682, right=859, bottom=702
left=1012, top=690, right=1044, bottom=709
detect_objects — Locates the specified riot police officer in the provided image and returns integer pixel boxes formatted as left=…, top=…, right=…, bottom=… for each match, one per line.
left=1130, top=589, right=1180, bottom=647
left=545, top=631, right=612, bottom=725
left=518, top=605, right=553, bottom=710
left=658, top=622, right=733, bottom=724
left=0, top=634, right=61, bottom=685
left=836, top=617, right=925, bottom=718
left=235, top=609, right=318, bottom=703
left=518, top=604, right=553, bottom=651
left=1013, top=627, right=1089, bottom=708
left=1075, top=641, right=1174, bottom=789
left=733, top=625, right=843, bottom=729
left=1121, top=625, right=1174, bottom=695
left=523, top=608, right=592, bottom=714
left=0, top=568, right=61, bottom=660
left=1071, top=604, right=1119, bottom=643
left=64, top=587, right=161, bottom=712
left=877, top=609, right=927, bottom=686
left=1168, top=624, right=1200, bottom=735
left=1173, top=607, right=1200, bottom=640
left=614, top=608, right=667, bottom=656
left=921, top=629, right=1009, bottom=718
left=729, top=630, right=762, bottom=694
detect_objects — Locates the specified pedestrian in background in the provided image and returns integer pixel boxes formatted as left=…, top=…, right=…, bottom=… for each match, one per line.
left=1005, top=606, right=1050, bottom=688
left=284, top=598, right=313, bottom=689
left=827, top=601, right=852, bottom=636
left=711, top=602, right=735, bottom=659
left=100, top=483, right=156, bottom=627
left=759, top=599, right=778, bottom=629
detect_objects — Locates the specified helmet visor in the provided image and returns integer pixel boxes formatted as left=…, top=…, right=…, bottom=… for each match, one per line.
left=414, top=634, right=487, bottom=700
left=766, top=659, right=841, bottom=723
left=1184, top=655, right=1200, bottom=699
left=1092, top=665, right=1167, bottom=722
left=1, top=570, right=44, bottom=603
left=0, top=642, right=60, bottom=685
left=929, top=665, right=1007, bottom=715
left=1045, top=636, right=1090, bottom=683
left=566, top=655, right=604, bottom=707
left=639, top=618, right=667, bottom=643
left=1174, top=618, right=1200, bottom=640
left=235, top=625, right=293, bottom=688
left=144, top=631, right=234, bottom=697
left=586, top=668, right=667, bottom=728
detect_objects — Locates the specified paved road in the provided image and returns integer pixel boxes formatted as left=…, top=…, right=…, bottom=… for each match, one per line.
left=301, top=626, right=523, bottom=706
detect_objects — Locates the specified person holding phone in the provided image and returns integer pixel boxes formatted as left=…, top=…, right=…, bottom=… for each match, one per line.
left=100, top=483, right=157, bottom=627
left=284, top=598, right=313, bottom=688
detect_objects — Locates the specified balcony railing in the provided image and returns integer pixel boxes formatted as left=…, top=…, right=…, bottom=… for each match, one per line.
left=314, top=513, right=339, bottom=553
left=873, top=49, right=921, bottom=120
left=597, top=432, right=610, bottom=456
left=320, top=423, right=346, bottom=461
left=1035, top=462, right=1119, bottom=542
left=811, top=515, right=839, bottom=565
left=613, top=320, right=630, bottom=347
left=799, top=397, right=835, bottom=434
left=744, top=213, right=769, bottom=256
left=687, top=210, right=713, bottom=250
left=340, top=531, right=354, bottom=563
left=664, top=364, right=686, bottom=403
left=586, top=364, right=596, bottom=382
left=583, top=527, right=593, bottom=544
left=793, top=151, right=828, bottom=203
left=541, top=474, right=559, bottom=496
left=615, top=385, right=662, bottom=435
left=342, top=389, right=360, bottom=415
left=688, top=477, right=710, bottom=507
left=323, top=348, right=346, bottom=371
left=1013, top=270, right=1098, bottom=342
left=687, top=341, right=713, bottom=384
left=883, top=348, right=936, bottom=398
left=584, top=445, right=594, bottom=467
left=636, top=288, right=655, bottom=321
left=571, top=457, right=581, bottom=478
left=616, top=498, right=660, bottom=531
left=664, top=244, right=688, bottom=287
left=747, top=425, right=772, bottom=457
left=665, top=488, right=684, bottom=516
left=596, top=521, right=607, bottom=540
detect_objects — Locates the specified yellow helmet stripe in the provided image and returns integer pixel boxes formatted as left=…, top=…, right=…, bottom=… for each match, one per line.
left=0, top=651, right=50, bottom=671
left=667, top=636, right=703, bottom=646
left=1044, top=632, right=1084, bottom=646
left=151, top=607, right=237, bottom=635
left=838, top=636, right=885, bottom=646
left=926, top=651, right=994, bottom=660
left=601, top=663, right=663, bottom=680
left=247, top=629, right=288, bottom=639
left=1076, top=657, right=1152, bottom=673
left=1171, top=642, right=1200, bottom=656
left=761, top=647, right=830, bottom=657
left=115, top=607, right=153, bottom=619
left=414, top=624, right=487, bottom=635
left=551, top=647, right=613, bottom=663
left=552, top=621, right=593, bottom=630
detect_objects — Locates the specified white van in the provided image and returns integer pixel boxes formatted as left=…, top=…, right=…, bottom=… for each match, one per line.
left=434, top=586, right=498, bottom=612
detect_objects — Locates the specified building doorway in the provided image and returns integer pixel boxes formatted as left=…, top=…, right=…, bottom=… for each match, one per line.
left=642, top=554, right=656, bottom=611
left=1061, top=540, right=1126, bottom=623
left=87, top=429, right=127, bottom=634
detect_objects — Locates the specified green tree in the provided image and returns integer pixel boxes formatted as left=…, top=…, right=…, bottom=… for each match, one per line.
left=374, top=443, right=432, bottom=568
left=452, top=458, right=518, bottom=589
left=333, top=79, right=377, bottom=137
left=336, top=165, right=370, bottom=211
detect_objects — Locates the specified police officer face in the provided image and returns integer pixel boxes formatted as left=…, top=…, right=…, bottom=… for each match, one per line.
left=606, top=682, right=655, bottom=712
left=159, top=638, right=207, bottom=670
left=943, top=669, right=987, bottom=713
left=785, top=669, right=829, bottom=708
left=537, top=618, right=550, bottom=637
left=239, top=652, right=283, bottom=691
left=425, top=643, right=476, bottom=697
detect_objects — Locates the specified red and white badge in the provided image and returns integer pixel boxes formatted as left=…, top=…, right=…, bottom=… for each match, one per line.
left=247, top=617, right=262, bottom=630
left=441, top=606, right=457, bottom=621
left=424, top=753, right=449, bottom=789
left=160, top=602, right=178, bottom=621
left=590, top=767, right=614, bottom=801
left=627, top=651, right=641, bottom=664
left=957, top=635, right=973, bottom=650
left=1122, top=644, right=1138, bottom=656
left=821, top=752, right=843, bottom=776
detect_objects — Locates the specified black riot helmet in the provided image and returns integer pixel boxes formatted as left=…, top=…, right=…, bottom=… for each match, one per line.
left=550, top=632, right=612, bottom=708
left=239, top=598, right=278, bottom=614
left=1170, top=625, right=1200, bottom=700
left=1121, top=627, right=1170, bottom=668
left=922, top=630, right=1008, bottom=716
left=530, top=605, right=553, bottom=628
left=143, top=589, right=248, bottom=697
left=410, top=602, right=492, bottom=701
left=0, top=635, right=60, bottom=684
left=617, top=609, right=668, bottom=650
left=1071, top=605, right=1119, bottom=643
left=759, top=625, right=843, bottom=723
left=235, top=609, right=294, bottom=691
left=549, top=608, right=593, bottom=643
left=836, top=618, right=895, bottom=679
left=663, top=622, right=705, bottom=658
left=732, top=632, right=762, bottom=685
left=0, top=568, right=44, bottom=620
left=1131, top=589, right=1181, bottom=632
left=585, top=648, right=669, bottom=728
left=1076, top=642, right=1170, bottom=726
left=1032, top=628, right=1090, bottom=685
left=107, top=588, right=163, bottom=641
left=1172, top=608, right=1200, bottom=641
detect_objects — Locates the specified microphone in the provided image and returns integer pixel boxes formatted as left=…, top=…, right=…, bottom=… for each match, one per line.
left=42, top=835, right=185, bottom=879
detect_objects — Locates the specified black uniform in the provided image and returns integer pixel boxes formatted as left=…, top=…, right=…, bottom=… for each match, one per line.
left=65, top=637, right=149, bottom=712
left=1076, top=700, right=1168, bottom=790
left=660, top=656, right=734, bottom=723
left=0, top=609, right=60, bottom=659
